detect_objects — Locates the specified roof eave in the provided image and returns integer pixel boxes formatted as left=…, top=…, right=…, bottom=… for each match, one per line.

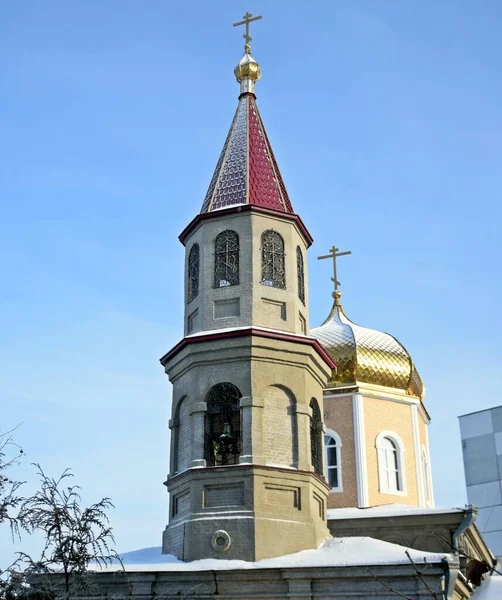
left=179, top=204, right=314, bottom=247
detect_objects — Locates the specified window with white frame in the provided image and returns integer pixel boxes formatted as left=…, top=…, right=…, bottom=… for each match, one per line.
left=376, top=431, right=406, bottom=495
left=324, top=430, right=342, bottom=491
left=422, top=446, right=433, bottom=506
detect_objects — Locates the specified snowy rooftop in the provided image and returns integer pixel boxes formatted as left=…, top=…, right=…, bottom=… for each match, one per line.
left=94, top=537, right=450, bottom=573
left=327, top=504, right=465, bottom=520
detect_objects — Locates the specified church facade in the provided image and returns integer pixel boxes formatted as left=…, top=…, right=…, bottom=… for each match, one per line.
left=160, top=17, right=434, bottom=563
left=70, top=14, right=501, bottom=600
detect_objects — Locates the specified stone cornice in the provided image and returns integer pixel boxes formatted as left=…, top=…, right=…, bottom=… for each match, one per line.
left=165, top=463, right=332, bottom=492
left=178, top=204, right=314, bottom=247
left=160, top=326, right=337, bottom=372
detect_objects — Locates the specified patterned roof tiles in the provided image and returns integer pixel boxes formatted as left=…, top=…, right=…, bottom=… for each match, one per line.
left=310, top=301, right=425, bottom=399
left=200, top=94, right=294, bottom=214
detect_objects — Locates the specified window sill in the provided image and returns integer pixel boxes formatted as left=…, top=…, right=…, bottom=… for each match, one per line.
left=379, top=488, right=408, bottom=496
left=329, top=487, right=343, bottom=493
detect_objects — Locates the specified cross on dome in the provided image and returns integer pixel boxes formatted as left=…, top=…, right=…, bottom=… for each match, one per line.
left=318, top=246, right=352, bottom=302
left=233, top=11, right=262, bottom=52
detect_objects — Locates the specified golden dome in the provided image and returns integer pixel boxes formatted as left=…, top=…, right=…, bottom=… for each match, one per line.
left=234, top=47, right=261, bottom=86
left=310, top=294, right=424, bottom=399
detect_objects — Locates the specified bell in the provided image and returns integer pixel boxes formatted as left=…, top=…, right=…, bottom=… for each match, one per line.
left=219, top=422, right=233, bottom=442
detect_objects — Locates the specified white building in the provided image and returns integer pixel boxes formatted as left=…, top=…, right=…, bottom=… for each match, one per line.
left=459, top=406, right=502, bottom=556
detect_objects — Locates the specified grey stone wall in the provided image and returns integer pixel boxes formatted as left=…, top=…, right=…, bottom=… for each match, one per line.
left=78, top=561, right=454, bottom=600
left=176, top=398, right=191, bottom=473
left=263, top=385, right=298, bottom=468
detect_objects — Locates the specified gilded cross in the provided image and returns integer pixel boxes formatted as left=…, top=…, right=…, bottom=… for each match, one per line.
left=233, top=12, right=262, bottom=50
left=318, top=246, right=352, bottom=293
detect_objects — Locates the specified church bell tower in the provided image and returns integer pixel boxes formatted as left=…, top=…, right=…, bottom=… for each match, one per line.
left=160, top=14, right=334, bottom=562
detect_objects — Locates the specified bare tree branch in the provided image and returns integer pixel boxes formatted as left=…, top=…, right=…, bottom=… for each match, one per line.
left=366, top=569, right=415, bottom=600
left=404, top=551, right=439, bottom=599
left=0, top=426, right=26, bottom=540
left=433, top=530, right=502, bottom=577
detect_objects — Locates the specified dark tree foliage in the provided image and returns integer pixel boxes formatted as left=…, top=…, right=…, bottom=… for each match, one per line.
left=1, top=463, right=120, bottom=600
left=0, top=429, right=24, bottom=536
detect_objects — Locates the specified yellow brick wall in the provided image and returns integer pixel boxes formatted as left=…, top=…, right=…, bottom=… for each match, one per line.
left=363, top=396, right=419, bottom=507
left=323, top=395, right=358, bottom=508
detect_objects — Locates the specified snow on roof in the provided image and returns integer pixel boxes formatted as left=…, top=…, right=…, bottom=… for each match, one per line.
left=93, top=537, right=450, bottom=573
left=185, top=324, right=313, bottom=340
left=328, top=504, right=465, bottom=520
left=472, top=575, right=502, bottom=600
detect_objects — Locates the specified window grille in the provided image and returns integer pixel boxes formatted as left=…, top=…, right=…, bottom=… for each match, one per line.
left=205, top=383, right=241, bottom=466
left=187, top=243, right=200, bottom=303
left=261, top=230, right=286, bottom=289
left=297, top=246, right=305, bottom=304
left=214, top=230, right=239, bottom=288
left=310, top=398, right=323, bottom=475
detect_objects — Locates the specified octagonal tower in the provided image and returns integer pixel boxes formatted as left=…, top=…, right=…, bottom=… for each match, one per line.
left=160, top=27, right=333, bottom=562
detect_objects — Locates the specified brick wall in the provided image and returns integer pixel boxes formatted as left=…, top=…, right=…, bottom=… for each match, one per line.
left=263, top=385, right=298, bottom=467
left=177, top=398, right=191, bottom=473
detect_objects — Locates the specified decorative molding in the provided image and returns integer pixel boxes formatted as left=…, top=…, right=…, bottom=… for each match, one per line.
left=352, top=393, right=369, bottom=507
left=421, top=445, right=434, bottom=508
left=160, top=326, right=336, bottom=370
left=324, top=428, right=343, bottom=493
left=424, top=421, right=435, bottom=507
left=417, top=401, right=431, bottom=424
left=411, top=404, right=426, bottom=507
left=375, top=430, right=407, bottom=496
left=178, top=203, right=314, bottom=248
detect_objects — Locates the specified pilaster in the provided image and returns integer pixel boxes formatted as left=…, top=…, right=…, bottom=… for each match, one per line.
left=411, top=403, right=425, bottom=507
left=189, top=402, right=207, bottom=468
left=353, top=393, right=369, bottom=508
left=295, top=403, right=312, bottom=471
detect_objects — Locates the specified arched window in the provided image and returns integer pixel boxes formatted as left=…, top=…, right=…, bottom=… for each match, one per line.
left=296, top=246, right=305, bottom=304
left=310, top=398, right=323, bottom=476
left=187, top=244, right=200, bottom=303
left=205, top=383, right=241, bottom=466
left=422, top=446, right=433, bottom=506
left=376, top=431, right=406, bottom=495
left=214, top=230, right=239, bottom=288
left=324, top=430, right=342, bottom=491
left=172, top=396, right=190, bottom=475
left=261, top=230, right=286, bottom=289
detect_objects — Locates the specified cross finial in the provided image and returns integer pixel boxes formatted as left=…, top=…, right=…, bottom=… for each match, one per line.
left=233, top=11, right=263, bottom=52
left=318, top=246, right=352, bottom=302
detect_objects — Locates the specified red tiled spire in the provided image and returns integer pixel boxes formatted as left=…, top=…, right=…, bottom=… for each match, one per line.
left=200, top=94, right=294, bottom=214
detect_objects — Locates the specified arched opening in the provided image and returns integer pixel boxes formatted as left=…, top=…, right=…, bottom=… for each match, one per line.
left=261, top=230, right=286, bottom=289
left=296, top=246, right=305, bottom=304
left=310, top=398, right=323, bottom=476
left=376, top=431, right=406, bottom=494
left=263, top=385, right=298, bottom=468
left=187, top=243, right=200, bottom=302
left=324, top=429, right=342, bottom=491
left=214, top=230, right=239, bottom=287
left=204, top=383, right=241, bottom=466
left=172, top=397, right=191, bottom=474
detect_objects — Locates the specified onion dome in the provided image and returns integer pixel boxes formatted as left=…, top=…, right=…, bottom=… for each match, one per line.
left=234, top=46, right=261, bottom=90
left=310, top=292, right=424, bottom=399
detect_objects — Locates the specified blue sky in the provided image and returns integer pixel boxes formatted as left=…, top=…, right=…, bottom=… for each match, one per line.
left=1, top=1, right=501, bottom=560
